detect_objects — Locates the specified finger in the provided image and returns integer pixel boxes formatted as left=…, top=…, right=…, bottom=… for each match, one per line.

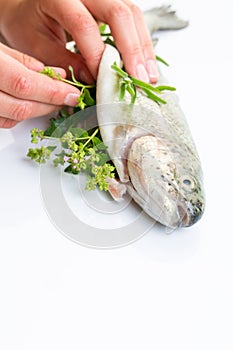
left=0, top=116, right=18, bottom=129
left=0, top=90, right=60, bottom=122
left=0, top=43, right=68, bottom=80
left=0, top=50, right=81, bottom=107
left=40, top=0, right=104, bottom=79
left=121, top=0, right=159, bottom=82
left=82, top=0, right=150, bottom=82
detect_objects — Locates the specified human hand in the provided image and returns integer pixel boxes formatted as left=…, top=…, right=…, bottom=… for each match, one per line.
left=0, top=0, right=158, bottom=83
left=0, top=43, right=82, bottom=128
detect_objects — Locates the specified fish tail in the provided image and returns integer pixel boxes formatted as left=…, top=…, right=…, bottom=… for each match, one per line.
left=144, top=5, right=189, bottom=35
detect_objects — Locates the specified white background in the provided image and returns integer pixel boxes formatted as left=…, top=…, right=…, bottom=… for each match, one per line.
left=0, top=0, right=233, bottom=349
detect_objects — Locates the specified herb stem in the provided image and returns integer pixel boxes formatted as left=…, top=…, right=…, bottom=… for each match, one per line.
left=59, top=78, right=94, bottom=89
left=111, top=62, right=128, bottom=78
left=40, top=135, right=58, bottom=141
left=83, top=128, right=99, bottom=148
left=111, top=62, right=176, bottom=105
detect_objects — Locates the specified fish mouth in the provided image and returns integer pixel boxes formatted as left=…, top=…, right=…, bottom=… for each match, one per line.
left=126, top=181, right=204, bottom=229
left=177, top=200, right=204, bottom=227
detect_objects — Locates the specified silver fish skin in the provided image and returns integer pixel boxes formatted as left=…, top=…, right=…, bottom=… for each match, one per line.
left=96, top=8, right=205, bottom=229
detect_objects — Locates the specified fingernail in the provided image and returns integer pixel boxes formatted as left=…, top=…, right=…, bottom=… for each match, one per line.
left=50, top=67, right=66, bottom=79
left=135, top=64, right=150, bottom=83
left=34, top=62, right=45, bottom=71
left=64, top=93, right=80, bottom=106
left=146, top=59, right=159, bottom=82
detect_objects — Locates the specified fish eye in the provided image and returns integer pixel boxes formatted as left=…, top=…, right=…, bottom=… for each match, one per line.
left=183, top=179, right=191, bottom=186
left=180, top=175, right=195, bottom=191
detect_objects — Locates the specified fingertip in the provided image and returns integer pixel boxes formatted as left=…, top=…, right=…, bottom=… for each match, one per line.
left=49, top=67, right=67, bottom=79
left=0, top=117, right=18, bottom=129
left=146, top=59, right=160, bottom=83
left=64, top=92, right=81, bottom=107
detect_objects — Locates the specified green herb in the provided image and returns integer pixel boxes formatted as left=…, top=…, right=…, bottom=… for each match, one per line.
left=99, top=23, right=108, bottom=35
left=99, top=24, right=116, bottom=47
left=156, top=55, right=169, bottom=66
left=111, top=62, right=176, bottom=105
left=27, top=123, right=115, bottom=191
left=40, top=66, right=95, bottom=110
left=27, top=145, right=56, bottom=164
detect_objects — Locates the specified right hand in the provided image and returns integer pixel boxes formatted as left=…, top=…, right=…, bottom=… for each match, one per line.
left=1, top=0, right=159, bottom=83
left=0, top=43, right=82, bottom=128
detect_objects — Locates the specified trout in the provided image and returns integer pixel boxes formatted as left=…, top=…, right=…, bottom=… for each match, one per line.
left=96, top=6, right=205, bottom=228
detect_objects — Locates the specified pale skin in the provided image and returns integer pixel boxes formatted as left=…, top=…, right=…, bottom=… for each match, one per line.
left=0, top=0, right=158, bottom=129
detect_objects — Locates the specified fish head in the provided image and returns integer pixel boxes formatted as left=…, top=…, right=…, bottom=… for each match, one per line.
left=127, top=135, right=205, bottom=229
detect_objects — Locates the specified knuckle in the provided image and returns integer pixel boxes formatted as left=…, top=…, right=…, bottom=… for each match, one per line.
left=46, top=84, right=61, bottom=105
left=128, top=3, right=142, bottom=17
left=13, top=74, right=32, bottom=98
left=21, top=53, right=34, bottom=68
left=142, top=40, right=153, bottom=52
left=110, top=2, right=131, bottom=20
left=128, top=45, right=142, bottom=57
left=11, top=101, right=32, bottom=122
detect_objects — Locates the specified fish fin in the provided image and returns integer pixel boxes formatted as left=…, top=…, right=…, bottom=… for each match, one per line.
left=107, top=178, right=127, bottom=201
left=144, top=5, right=189, bottom=35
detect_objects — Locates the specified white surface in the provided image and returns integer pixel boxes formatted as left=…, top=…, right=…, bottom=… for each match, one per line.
left=0, top=0, right=233, bottom=349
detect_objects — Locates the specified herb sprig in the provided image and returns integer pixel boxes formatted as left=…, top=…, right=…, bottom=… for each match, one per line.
left=111, top=62, right=176, bottom=105
left=29, top=66, right=114, bottom=192
left=40, top=66, right=96, bottom=110
left=155, top=55, right=169, bottom=67
left=27, top=123, right=115, bottom=191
